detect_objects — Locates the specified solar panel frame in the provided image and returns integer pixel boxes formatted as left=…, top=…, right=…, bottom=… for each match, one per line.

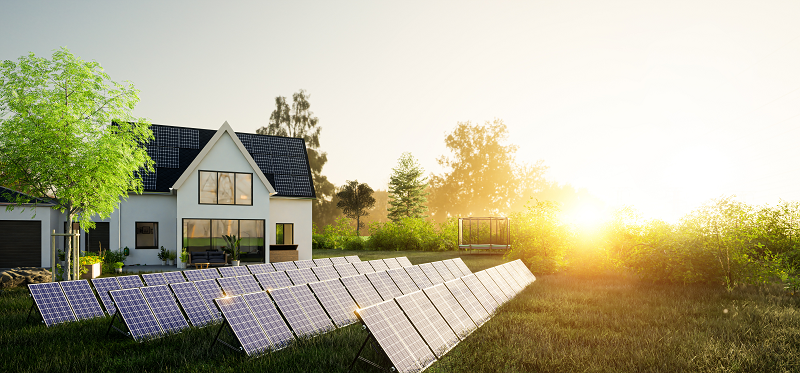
left=396, top=257, right=413, bottom=267
left=255, top=271, right=293, bottom=291
left=474, top=270, right=509, bottom=304
left=486, top=267, right=517, bottom=299
left=423, top=283, right=476, bottom=339
left=510, top=260, right=535, bottom=285
left=382, top=257, right=403, bottom=269
left=59, top=280, right=105, bottom=320
left=499, top=263, right=525, bottom=290
left=311, top=265, right=340, bottom=282
left=452, top=258, right=472, bottom=275
left=444, top=279, right=490, bottom=327
left=218, top=267, right=240, bottom=278
left=461, top=273, right=500, bottom=314
left=91, top=277, right=122, bottom=315
left=271, top=261, right=297, bottom=272
left=140, top=285, right=190, bottom=333
left=404, top=265, right=434, bottom=290
left=117, top=275, right=145, bottom=289
left=270, top=285, right=335, bottom=338
left=312, top=258, right=333, bottom=267
left=163, top=271, right=187, bottom=284
left=193, top=279, right=225, bottom=316
left=29, top=282, right=76, bottom=326
left=496, top=265, right=523, bottom=293
left=109, top=288, right=163, bottom=341
left=366, top=271, right=404, bottom=301
left=329, top=256, right=349, bottom=266
left=214, top=296, right=272, bottom=356
left=340, top=274, right=384, bottom=309
left=419, top=263, right=446, bottom=285
left=169, top=281, right=217, bottom=327
left=344, top=255, right=361, bottom=263
left=387, top=268, right=419, bottom=295
left=236, top=275, right=264, bottom=294
left=142, top=273, right=168, bottom=286
left=443, top=259, right=465, bottom=278
left=432, top=261, right=457, bottom=281
left=200, top=268, right=221, bottom=280
left=333, top=263, right=359, bottom=278
left=246, top=263, right=275, bottom=274
left=183, top=270, right=206, bottom=282
left=217, top=277, right=245, bottom=296
left=240, top=291, right=294, bottom=351
left=395, top=290, right=459, bottom=359
left=294, top=259, right=316, bottom=269
left=368, top=259, right=390, bottom=272
left=307, top=279, right=359, bottom=328
left=352, top=261, right=375, bottom=275
left=286, top=268, right=319, bottom=286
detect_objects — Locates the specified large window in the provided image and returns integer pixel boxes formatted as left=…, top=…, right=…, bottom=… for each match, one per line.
left=136, top=222, right=158, bottom=250
left=183, top=219, right=264, bottom=253
left=276, top=223, right=293, bottom=245
left=199, top=171, right=252, bottom=205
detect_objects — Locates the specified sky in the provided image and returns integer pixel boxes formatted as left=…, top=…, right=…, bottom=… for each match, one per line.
left=3, top=0, right=800, bottom=222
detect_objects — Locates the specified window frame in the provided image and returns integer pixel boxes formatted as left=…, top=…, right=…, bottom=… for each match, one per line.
left=197, top=170, right=254, bottom=206
left=135, top=222, right=159, bottom=250
left=276, top=223, right=294, bottom=245
left=182, top=218, right=265, bottom=254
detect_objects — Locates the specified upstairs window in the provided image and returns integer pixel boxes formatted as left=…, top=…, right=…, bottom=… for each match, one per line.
left=199, top=171, right=252, bottom=205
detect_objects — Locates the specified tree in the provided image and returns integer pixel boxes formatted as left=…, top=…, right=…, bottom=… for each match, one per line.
left=256, top=90, right=338, bottom=227
left=336, top=180, right=376, bottom=236
left=0, top=48, right=152, bottom=280
left=387, top=152, right=429, bottom=222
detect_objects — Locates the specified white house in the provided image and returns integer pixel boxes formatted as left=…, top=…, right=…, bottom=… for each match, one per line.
left=0, top=122, right=315, bottom=268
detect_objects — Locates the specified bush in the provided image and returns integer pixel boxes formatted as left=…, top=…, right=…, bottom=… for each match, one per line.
left=366, top=217, right=458, bottom=251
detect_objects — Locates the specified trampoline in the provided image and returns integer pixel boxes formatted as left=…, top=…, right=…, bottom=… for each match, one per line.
left=458, top=217, right=510, bottom=250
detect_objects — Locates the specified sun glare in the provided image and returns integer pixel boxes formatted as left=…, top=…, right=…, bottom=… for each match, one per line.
left=564, top=204, right=606, bottom=230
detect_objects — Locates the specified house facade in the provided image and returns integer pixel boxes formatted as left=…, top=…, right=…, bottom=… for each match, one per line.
left=0, top=122, right=315, bottom=268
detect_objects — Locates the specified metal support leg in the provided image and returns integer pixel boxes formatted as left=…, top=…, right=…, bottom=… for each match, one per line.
left=208, top=319, right=229, bottom=354
left=26, top=301, right=37, bottom=322
left=348, top=333, right=373, bottom=373
left=105, top=312, right=119, bottom=337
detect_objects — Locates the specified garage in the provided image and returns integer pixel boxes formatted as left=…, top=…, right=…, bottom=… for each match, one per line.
left=0, top=220, right=41, bottom=268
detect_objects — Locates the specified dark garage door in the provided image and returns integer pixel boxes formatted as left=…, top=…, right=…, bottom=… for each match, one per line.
left=0, top=220, right=41, bottom=268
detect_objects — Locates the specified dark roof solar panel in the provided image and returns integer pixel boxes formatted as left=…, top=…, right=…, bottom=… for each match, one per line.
left=368, top=259, right=390, bottom=273
left=201, top=268, right=221, bottom=280
left=142, top=273, right=168, bottom=286
left=153, top=125, right=180, bottom=148
left=294, top=259, right=315, bottom=269
left=404, top=265, right=434, bottom=290
left=461, top=273, right=499, bottom=314
left=60, top=280, right=104, bottom=320
left=139, top=169, right=157, bottom=190
left=169, top=282, right=217, bottom=327
left=382, top=257, right=402, bottom=269
left=193, top=279, right=225, bottom=316
left=251, top=135, right=270, bottom=154
left=91, top=277, right=121, bottom=315
left=117, top=275, right=144, bottom=289
left=311, top=265, right=340, bottom=282
left=345, top=255, right=361, bottom=263
left=312, top=258, right=333, bottom=267
left=269, top=137, right=290, bottom=156
left=274, top=174, right=292, bottom=194
left=240, top=292, right=294, bottom=350
left=237, top=133, right=253, bottom=153
left=432, top=261, right=457, bottom=282
left=109, top=288, right=163, bottom=341
left=444, top=279, right=490, bottom=327
left=308, top=279, right=359, bottom=328
left=271, top=261, right=297, bottom=272
left=352, top=261, right=375, bottom=275
left=246, top=263, right=275, bottom=275
left=217, top=277, right=245, bottom=296
left=179, top=127, right=199, bottom=149
left=183, top=270, right=206, bottom=282
left=387, top=268, right=419, bottom=295
left=140, top=285, right=189, bottom=333
left=396, top=257, right=413, bottom=267
left=29, top=282, right=76, bottom=326
left=270, top=285, right=334, bottom=338
left=366, top=271, right=403, bottom=301
left=340, top=274, right=383, bottom=309
left=163, top=271, right=187, bottom=284
left=395, top=290, right=459, bottom=359
left=214, top=296, right=271, bottom=356
left=286, top=268, right=318, bottom=286
left=474, top=270, right=509, bottom=305
left=423, top=283, right=476, bottom=339
left=253, top=154, right=274, bottom=174
left=255, top=272, right=293, bottom=291
left=329, top=257, right=349, bottom=266
left=286, top=138, right=306, bottom=157
left=452, top=258, right=472, bottom=275
left=419, top=263, right=445, bottom=285
left=236, top=275, right=263, bottom=294
left=333, top=263, right=359, bottom=278
left=443, top=259, right=465, bottom=278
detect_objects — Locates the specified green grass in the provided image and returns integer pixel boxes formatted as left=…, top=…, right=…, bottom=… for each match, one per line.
left=2, top=250, right=798, bottom=372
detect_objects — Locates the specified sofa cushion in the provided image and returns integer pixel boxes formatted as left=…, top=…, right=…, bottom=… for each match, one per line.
left=207, top=251, right=226, bottom=263
left=190, top=252, right=208, bottom=262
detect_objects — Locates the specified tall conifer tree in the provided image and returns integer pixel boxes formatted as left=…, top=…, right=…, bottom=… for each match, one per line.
left=387, top=152, right=429, bottom=222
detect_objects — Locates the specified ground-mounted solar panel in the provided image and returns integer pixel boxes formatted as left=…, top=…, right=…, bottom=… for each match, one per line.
left=246, top=263, right=275, bottom=274
left=109, top=288, right=163, bottom=341
left=443, top=259, right=465, bottom=278
left=444, top=279, right=490, bottom=327
left=496, top=265, right=523, bottom=293
left=236, top=275, right=263, bottom=294
left=169, top=282, right=217, bottom=327
left=352, top=261, right=375, bottom=275
left=419, top=263, right=446, bottom=285
left=294, top=259, right=316, bottom=269
left=60, top=280, right=105, bottom=320
left=333, top=263, right=359, bottom=278
left=163, top=271, right=187, bottom=284
left=510, top=260, right=536, bottom=285
left=142, top=273, right=168, bottom=286
left=461, top=273, right=499, bottom=314
left=241, top=291, right=294, bottom=350
left=270, top=285, right=334, bottom=338
left=193, top=279, right=225, bottom=314
left=140, top=285, right=189, bottom=333
left=475, top=270, right=509, bottom=304
left=286, top=268, right=318, bottom=286
left=255, top=271, right=293, bottom=291
left=201, top=268, right=221, bottom=280
left=28, top=282, right=75, bottom=326
left=271, top=261, right=297, bottom=272
left=232, top=266, right=251, bottom=277
left=501, top=263, right=527, bottom=289
left=368, top=259, right=390, bottom=273
left=179, top=127, right=199, bottom=149
left=329, top=256, right=349, bottom=266
left=450, top=258, right=470, bottom=275
left=217, top=277, right=245, bottom=296
left=404, top=265, right=434, bottom=290
left=387, top=268, right=419, bottom=295
left=355, top=300, right=437, bottom=373
left=117, top=275, right=145, bottom=289
left=312, top=258, right=333, bottom=267
left=91, top=277, right=122, bottom=315
left=382, top=257, right=403, bottom=269
left=311, top=265, right=340, bottom=282
left=432, top=261, right=457, bottom=281
left=366, top=271, right=404, bottom=301
left=345, top=255, right=361, bottom=263
left=214, top=296, right=271, bottom=356
left=396, top=256, right=413, bottom=267
left=486, top=267, right=516, bottom=299
left=183, top=269, right=206, bottom=282
left=423, top=283, right=476, bottom=339
left=218, top=267, right=240, bottom=278
left=340, top=274, right=384, bottom=309
left=307, top=279, right=359, bottom=328
left=395, top=290, right=459, bottom=359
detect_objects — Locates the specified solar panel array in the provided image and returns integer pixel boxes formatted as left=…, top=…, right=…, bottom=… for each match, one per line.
left=183, top=270, right=206, bottom=282
left=307, top=279, right=359, bottom=328
left=345, top=255, right=361, bottom=263
left=140, top=285, right=189, bottom=333
left=341, top=274, right=384, bottom=309
left=255, top=271, right=293, bottom=291
left=432, top=261, right=457, bottom=281
left=59, top=280, right=104, bottom=321
left=270, top=285, right=334, bottom=338
left=163, top=271, right=187, bottom=283
left=29, top=283, right=76, bottom=326
left=217, top=277, right=245, bottom=296
left=387, top=268, right=419, bottom=295
left=404, top=265, right=435, bottom=290
left=247, top=263, right=275, bottom=274
left=419, top=263, right=445, bottom=285
left=200, top=268, right=221, bottom=280
left=271, top=261, right=297, bottom=272
left=368, top=259, right=390, bottom=272
left=365, top=271, right=403, bottom=301
left=311, top=265, right=340, bottom=282
left=286, top=268, right=318, bottom=286
left=312, top=258, right=333, bottom=267
left=241, top=292, right=294, bottom=350
left=142, top=273, right=168, bottom=286
left=170, top=281, right=218, bottom=327
left=333, top=263, right=359, bottom=278
left=352, top=261, right=375, bottom=275
left=294, top=259, right=315, bottom=269
left=444, top=279, right=490, bottom=327
left=214, top=296, right=273, bottom=356
left=443, top=259, right=465, bottom=278
left=218, top=267, right=240, bottom=278
left=109, top=288, right=163, bottom=341
left=394, top=290, right=458, bottom=359
left=91, top=277, right=122, bottom=315
left=382, top=257, right=403, bottom=269
left=396, top=256, right=413, bottom=267
left=329, top=256, right=349, bottom=266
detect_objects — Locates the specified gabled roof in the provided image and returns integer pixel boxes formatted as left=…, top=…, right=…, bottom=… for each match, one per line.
left=140, top=122, right=316, bottom=198
left=0, top=186, right=55, bottom=206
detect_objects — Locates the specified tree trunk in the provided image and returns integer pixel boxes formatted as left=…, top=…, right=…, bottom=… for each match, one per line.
left=356, top=216, right=360, bottom=236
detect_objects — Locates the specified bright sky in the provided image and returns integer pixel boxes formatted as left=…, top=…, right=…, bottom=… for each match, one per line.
left=4, top=1, right=800, bottom=222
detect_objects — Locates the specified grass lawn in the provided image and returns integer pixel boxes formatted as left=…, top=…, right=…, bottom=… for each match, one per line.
left=1, top=250, right=798, bottom=372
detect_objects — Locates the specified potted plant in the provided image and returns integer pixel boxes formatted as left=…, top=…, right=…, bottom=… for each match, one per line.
left=78, top=255, right=103, bottom=279
left=168, top=250, right=177, bottom=266
left=158, top=246, right=168, bottom=265
left=113, top=262, right=124, bottom=273
left=223, top=235, right=242, bottom=266
left=178, top=248, right=189, bottom=269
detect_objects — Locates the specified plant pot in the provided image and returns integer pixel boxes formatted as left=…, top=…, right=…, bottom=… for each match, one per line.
left=232, top=260, right=241, bottom=266
left=80, top=263, right=101, bottom=279
left=169, top=259, right=175, bottom=266
left=177, top=261, right=186, bottom=269
left=115, top=267, right=122, bottom=273
left=162, top=260, right=167, bottom=266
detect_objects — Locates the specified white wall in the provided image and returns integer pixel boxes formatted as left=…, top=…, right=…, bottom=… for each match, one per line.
left=118, top=194, right=177, bottom=265
left=269, top=198, right=312, bottom=260
left=0, top=205, right=57, bottom=268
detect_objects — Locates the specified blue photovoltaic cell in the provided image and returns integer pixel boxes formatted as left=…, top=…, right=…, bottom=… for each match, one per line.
left=140, top=285, right=189, bottom=333
left=255, top=272, right=293, bottom=291
left=117, top=275, right=145, bottom=289
left=201, top=268, right=221, bottom=280
left=163, top=271, right=186, bottom=283
left=366, top=271, right=404, bottom=301
left=444, top=279, right=490, bottom=327
left=236, top=275, right=263, bottom=294
left=356, top=300, right=437, bottom=373
left=423, top=283, right=476, bottom=339
left=368, top=259, right=390, bottom=273
left=333, top=263, right=359, bottom=278
left=345, top=255, right=361, bottom=263
left=486, top=267, right=516, bottom=299
left=443, top=259, right=465, bottom=278
left=461, top=273, right=499, bottom=314
left=218, top=267, right=239, bottom=277
left=246, top=263, right=275, bottom=274
left=169, top=282, right=217, bottom=327
left=352, top=261, right=375, bottom=275
left=193, top=279, right=225, bottom=315
left=286, top=268, right=318, bottom=286
left=142, top=273, right=168, bottom=286
left=270, top=285, right=334, bottom=338
left=60, top=280, right=104, bottom=320
left=91, top=277, right=122, bottom=315
left=387, top=268, right=419, bottom=295
left=382, top=257, right=402, bottom=270
left=432, top=261, right=457, bottom=282
left=311, top=265, right=340, bottom=282
left=396, top=257, right=413, bottom=267
left=183, top=270, right=206, bottom=282
left=329, top=257, right=349, bottom=266
left=29, top=282, right=75, bottom=326
left=179, top=127, right=199, bottom=149
left=232, top=266, right=250, bottom=277
left=273, top=174, right=292, bottom=194
left=312, top=258, right=333, bottom=267
left=215, top=296, right=271, bottom=356
left=218, top=277, right=245, bottom=296
left=271, top=261, right=297, bottom=272
left=110, top=288, right=163, bottom=341
left=404, top=265, right=434, bottom=290
left=241, top=292, right=294, bottom=350
left=308, top=279, right=359, bottom=328
left=453, top=258, right=472, bottom=275
left=294, top=259, right=315, bottom=269
left=395, top=290, right=459, bottom=359
left=474, top=270, right=508, bottom=305
left=340, top=274, right=383, bottom=309
left=419, top=263, right=445, bottom=285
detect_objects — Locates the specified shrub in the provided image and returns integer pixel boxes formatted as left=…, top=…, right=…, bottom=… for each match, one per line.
left=366, top=217, right=457, bottom=251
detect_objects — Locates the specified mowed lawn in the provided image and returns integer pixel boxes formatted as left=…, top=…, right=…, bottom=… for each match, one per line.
left=0, top=250, right=798, bottom=372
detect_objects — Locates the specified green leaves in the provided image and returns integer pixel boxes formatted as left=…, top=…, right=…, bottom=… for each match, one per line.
left=336, top=180, right=376, bottom=235
left=387, top=152, right=428, bottom=222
